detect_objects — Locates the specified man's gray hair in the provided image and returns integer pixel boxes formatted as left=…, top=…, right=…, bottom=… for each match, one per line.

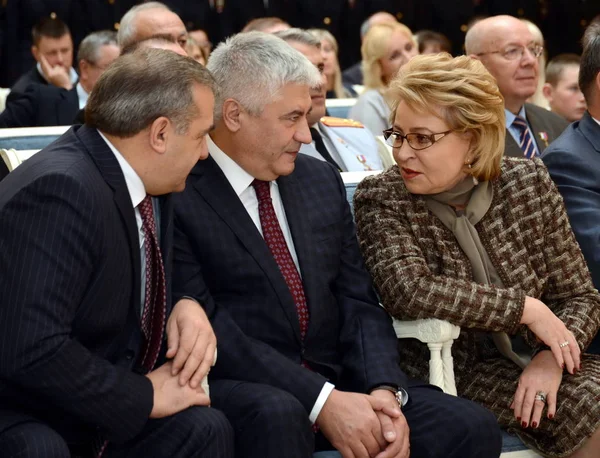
left=580, top=23, right=600, bottom=102
left=274, top=28, right=321, bottom=48
left=86, top=47, right=216, bottom=137
left=207, top=31, right=321, bottom=121
left=77, top=30, right=118, bottom=65
left=117, top=1, right=172, bottom=49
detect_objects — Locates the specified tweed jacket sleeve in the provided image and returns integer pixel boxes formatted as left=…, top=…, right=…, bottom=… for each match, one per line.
left=354, top=167, right=526, bottom=333
left=532, top=160, right=600, bottom=350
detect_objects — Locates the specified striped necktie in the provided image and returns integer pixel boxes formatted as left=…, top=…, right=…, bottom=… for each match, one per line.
left=512, top=116, right=537, bottom=159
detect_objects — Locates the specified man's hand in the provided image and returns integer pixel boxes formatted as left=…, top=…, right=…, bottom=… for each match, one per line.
left=146, top=362, right=210, bottom=418
left=166, top=298, right=216, bottom=388
left=370, top=390, right=410, bottom=458
left=39, top=55, right=73, bottom=90
left=317, top=389, right=401, bottom=458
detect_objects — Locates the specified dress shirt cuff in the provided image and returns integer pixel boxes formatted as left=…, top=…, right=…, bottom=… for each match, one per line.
left=309, top=381, right=335, bottom=424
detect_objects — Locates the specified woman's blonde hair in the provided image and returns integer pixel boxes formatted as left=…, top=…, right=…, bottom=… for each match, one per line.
left=387, top=53, right=506, bottom=182
left=308, top=28, right=346, bottom=98
left=361, top=22, right=415, bottom=90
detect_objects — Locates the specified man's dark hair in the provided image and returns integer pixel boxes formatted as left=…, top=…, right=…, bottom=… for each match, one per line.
left=579, top=23, right=600, bottom=102
left=415, top=30, right=452, bottom=54
left=32, top=16, right=70, bottom=46
left=86, top=48, right=216, bottom=137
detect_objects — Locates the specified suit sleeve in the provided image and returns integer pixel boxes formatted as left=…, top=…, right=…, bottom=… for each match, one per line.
left=172, top=217, right=328, bottom=413
left=0, top=173, right=153, bottom=443
left=0, top=84, right=38, bottom=128
left=328, top=166, right=408, bottom=392
left=534, top=157, right=600, bottom=350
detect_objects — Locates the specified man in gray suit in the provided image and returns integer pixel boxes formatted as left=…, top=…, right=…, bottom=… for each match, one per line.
left=276, top=29, right=384, bottom=172
left=466, top=15, right=568, bottom=158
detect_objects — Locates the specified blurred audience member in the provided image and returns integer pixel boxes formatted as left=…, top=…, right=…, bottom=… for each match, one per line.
left=543, top=54, right=586, bottom=122
left=277, top=28, right=382, bottom=171
left=308, top=28, right=355, bottom=98
left=543, top=24, right=600, bottom=355
left=342, top=12, right=397, bottom=87
left=522, top=19, right=549, bottom=110
left=349, top=22, right=417, bottom=136
left=0, top=30, right=119, bottom=128
left=415, top=30, right=452, bottom=55
left=466, top=15, right=567, bottom=158
left=189, top=29, right=212, bottom=58
left=118, top=2, right=187, bottom=51
left=355, top=53, right=600, bottom=458
left=185, top=37, right=208, bottom=65
left=12, top=16, right=77, bottom=94
left=241, top=17, right=290, bottom=34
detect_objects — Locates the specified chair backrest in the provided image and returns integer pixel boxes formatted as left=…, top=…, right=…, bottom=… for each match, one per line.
left=0, top=149, right=41, bottom=172
left=325, top=98, right=357, bottom=119
left=0, top=125, right=69, bottom=150
left=340, top=171, right=380, bottom=215
left=0, top=87, right=11, bottom=113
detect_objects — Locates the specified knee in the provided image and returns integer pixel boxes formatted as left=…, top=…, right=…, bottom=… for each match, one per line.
left=248, top=388, right=309, bottom=431
left=0, top=422, right=70, bottom=458
left=186, top=407, right=234, bottom=451
left=447, top=402, right=502, bottom=458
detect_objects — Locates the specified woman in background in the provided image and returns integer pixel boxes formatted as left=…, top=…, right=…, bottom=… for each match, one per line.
left=354, top=53, right=600, bottom=457
left=349, top=22, right=417, bottom=136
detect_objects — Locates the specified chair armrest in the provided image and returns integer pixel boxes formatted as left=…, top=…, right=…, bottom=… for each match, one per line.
left=392, top=318, right=460, bottom=343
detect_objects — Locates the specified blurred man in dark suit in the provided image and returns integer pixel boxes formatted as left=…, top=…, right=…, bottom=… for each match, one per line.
left=11, top=16, right=77, bottom=94
left=466, top=15, right=568, bottom=158
left=173, top=31, right=501, bottom=458
left=542, top=23, right=600, bottom=353
left=0, top=30, right=119, bottom=128
left=0, top=47, right=232, bottom=458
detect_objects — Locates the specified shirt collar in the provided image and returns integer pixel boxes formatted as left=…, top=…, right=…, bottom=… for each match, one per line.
left=97, top=130, right=146, bottom=208
left=207, top=135, right=256, bottom=197
left=505, top=105, right=527, bottom=128
left=76, top=82, right=89, bottom=107
left=36, top=63, right=79, bottom=85
left=593, top=116, right=600, bottom=127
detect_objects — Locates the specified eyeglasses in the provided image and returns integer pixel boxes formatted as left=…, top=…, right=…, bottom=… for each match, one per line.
left=476, top=44, right=544, bottom=61
left=382, top=128, right=453, bottom=151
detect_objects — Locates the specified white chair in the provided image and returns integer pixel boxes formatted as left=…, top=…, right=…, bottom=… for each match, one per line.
left=325, top=98, right=357, bottom=119
left=0, top=125, right=70, bottom=150
left=0, top=87, right=11, bottom=113
left=1, top=148, right=40, bottom=172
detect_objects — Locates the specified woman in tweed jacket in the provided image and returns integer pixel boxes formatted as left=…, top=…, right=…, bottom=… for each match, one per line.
left=354, top=53, right=600, bottom=457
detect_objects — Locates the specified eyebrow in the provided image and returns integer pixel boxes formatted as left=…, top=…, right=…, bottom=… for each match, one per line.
left=393, top=125, right=435, bottom=133
left=198, top=124, right=215, bottom=137
left=280, top=109, right=307, bottom=119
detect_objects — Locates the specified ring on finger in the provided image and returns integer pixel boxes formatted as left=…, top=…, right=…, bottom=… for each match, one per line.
left=559, top=341, right=570, bottom=348
left=534, top=391, right=547, bottom=403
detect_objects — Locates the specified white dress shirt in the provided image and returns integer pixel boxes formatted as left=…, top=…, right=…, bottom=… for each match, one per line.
left=98, top=130, right=157, bottom=313
left=75, top=82, right=89, bottom=110
left=208, top=136, right=335, bottom=423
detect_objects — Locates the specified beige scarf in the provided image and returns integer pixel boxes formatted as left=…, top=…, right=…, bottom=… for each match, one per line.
left=425, top=176, right=530, bottom=369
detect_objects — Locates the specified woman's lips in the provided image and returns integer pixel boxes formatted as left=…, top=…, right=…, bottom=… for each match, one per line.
left=400, top=167, right=421, bottom=180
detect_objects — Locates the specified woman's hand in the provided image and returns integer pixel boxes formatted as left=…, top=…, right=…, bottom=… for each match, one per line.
left=520, top=296, right=580, bottom=374
left=511, top=350, right=562, bottom=429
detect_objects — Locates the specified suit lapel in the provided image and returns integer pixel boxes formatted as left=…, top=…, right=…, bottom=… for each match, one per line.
left=57, top=88, right=79, bottom=125
left=76, top=125, right=142, bottom=321
left=525, top=104, right=549, bottom=152
left=191, top=157, right=303, bottom=343
left=504, top=131, right=524, bottom=158
left=277, top=173, right=322, bottom=337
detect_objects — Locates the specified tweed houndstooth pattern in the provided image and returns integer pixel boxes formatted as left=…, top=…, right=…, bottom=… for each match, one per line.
left=354, top=157, right=600, bottom=457
left=138, top=196, right=167, bottom=372
left=252, top=180, right=310, bottom=339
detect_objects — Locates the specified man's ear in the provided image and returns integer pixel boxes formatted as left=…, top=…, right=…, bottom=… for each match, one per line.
left=148, top=117, right=170, bottom=154
left=31, top=45, right=40, bottom=61
left=468, top=53, right=481, bottom=62
left=542, top=83, right=553, bottom=102
left=222, top=98, right=242, bottom=133
left=78, top=59, right=89, bottom=81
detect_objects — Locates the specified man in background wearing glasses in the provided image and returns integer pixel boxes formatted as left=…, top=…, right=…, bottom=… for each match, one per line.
left=465, top=15, right=568, bottom=158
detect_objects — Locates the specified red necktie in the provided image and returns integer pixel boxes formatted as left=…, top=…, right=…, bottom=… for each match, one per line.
left=138, top=195, right=167, bottom=372
left=252, top=180, right=310, bottom=340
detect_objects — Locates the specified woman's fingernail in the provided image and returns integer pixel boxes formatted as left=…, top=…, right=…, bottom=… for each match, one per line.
left=517, top=416, right=521, bottom=421
left=522, top=421, right=527, bottom=428
left=548, top=414, right=554, bottom=420
left=532, top=421, right=538, bottom=428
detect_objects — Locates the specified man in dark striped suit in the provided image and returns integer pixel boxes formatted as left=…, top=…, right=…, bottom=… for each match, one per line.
left=0, top=48, right=233, bottom=457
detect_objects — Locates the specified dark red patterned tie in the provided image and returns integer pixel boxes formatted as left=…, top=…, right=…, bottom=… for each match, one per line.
left=252, top=180, right=310, bottom=340
left=138, top=195, right=167, bottom=372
